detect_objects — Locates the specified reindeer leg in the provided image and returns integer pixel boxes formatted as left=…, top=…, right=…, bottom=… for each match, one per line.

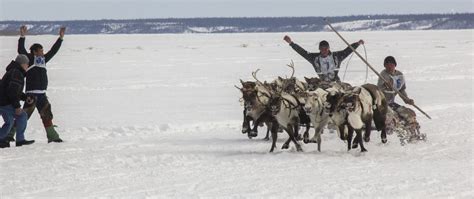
left=303, top=121, right=312, bottom=144
left=357, top=129, right=368, bottom=152
left=249, top=117, right=260, bottom=138
left=347, top=126, right=354, bottom=151
left=309, top=124, right=320, bottom=143
left=310, top=125, right=323, bottom=152
left=304, top=121, right=310, bottom=139
left=364, top=121, right=371, bottom=142
left=303, top=129, right=310, bottom=144
left=381, top=127, right=387, bottom=144
left=338, top=125, right=347, bottom=141
left=282, top=138, right=291, bottom=149
left=281, top=126, right=292, bottom=149
left=299, top=111, right=310, bottom=142
left=289, top=124, right=303, bottom=152
left=375, top=111, right=388, bottom=143
left=263, top=122, right=270, bottom=141
left=269, top=122, right=278, bottom=153
left=247, top=118, right=256, bottom=139
left=242, top=110, right=250, bottom=134
left=294, top=119, right=302, bottom=141
left=352, top=132, right=359, bottom=149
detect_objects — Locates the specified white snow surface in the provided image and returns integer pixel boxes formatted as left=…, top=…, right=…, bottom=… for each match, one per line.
left=0, top=30, right=472, bottom=198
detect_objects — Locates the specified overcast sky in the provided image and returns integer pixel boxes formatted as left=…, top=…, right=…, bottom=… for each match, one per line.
left=1, top=0, right=472, bottom=21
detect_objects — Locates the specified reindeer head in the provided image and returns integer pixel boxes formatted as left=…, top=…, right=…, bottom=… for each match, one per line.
left=240, top=79, right=256, bottom=90
left=236, top=79, right=258, bottom=111
left=282, top=77, right=297, bottom=93
left=339, top=94, right=358, bottom=112
left=268, top=94, right=283, bottom=116
left=242, top=90, right=258, bottom=111
left=274, top=76, right=295, bottom=93
left=264, top=81, right=279, bottom=93
left=324, top=88, right=345, bottom=116
left=303, top=92, right=319, bottom=115
left=304, top=77, right=322, bottom=91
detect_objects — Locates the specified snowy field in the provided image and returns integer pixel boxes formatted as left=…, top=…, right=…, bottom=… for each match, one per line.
left=0, top=30, right=472, bottom=198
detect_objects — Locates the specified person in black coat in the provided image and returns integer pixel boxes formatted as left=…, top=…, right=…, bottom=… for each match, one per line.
left=5, top=25, right=65, bottom=143
left=284, top=35, right=364, bottom=82
left=0, top=55, right=35, bottom=148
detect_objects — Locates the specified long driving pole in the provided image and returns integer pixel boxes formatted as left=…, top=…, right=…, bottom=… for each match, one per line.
left=324, top=18, right=431, bottom=119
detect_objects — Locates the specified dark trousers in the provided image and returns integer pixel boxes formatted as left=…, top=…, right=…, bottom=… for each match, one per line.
left=23, top=93, right=54, bottom=127
left=7, top=93, right=60, bottom=140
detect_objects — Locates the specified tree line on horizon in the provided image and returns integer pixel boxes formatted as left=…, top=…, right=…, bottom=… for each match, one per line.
left=0, top=13, right=472, bottom=35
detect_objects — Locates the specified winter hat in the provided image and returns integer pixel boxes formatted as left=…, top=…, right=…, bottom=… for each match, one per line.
left=384, top=56, right=397, bottom=66
left=319, top=40, right=329, bottom=48
left=15, top=54, right=29, bottom=65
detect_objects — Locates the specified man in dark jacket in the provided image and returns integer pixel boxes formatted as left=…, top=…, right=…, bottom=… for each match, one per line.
left=0, top=55, right=35, bottom=148
left=284, top=35, right=364, bottom=82
left=6, top=25, right=65, bottom=143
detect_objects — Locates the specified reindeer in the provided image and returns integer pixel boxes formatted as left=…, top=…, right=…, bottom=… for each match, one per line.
left=236, top=80, right=256, bottom=134
left=303, top=88, right=330, bottom=152
left=335, top=84, right=387, bottom=152
left=335, top=84, right=388, bottom=148
left=334, top=87, right=372, bottom=152
left=250, top=78, right=280, bottom=140
left=270, top=64, right=310, bottom=141
left=303, top=78, right=353, bottom=139
left=324, top=85, right=351, bottom=142
left=267, top=92, right=303, bottom=152
left=236, top=79, right=273, bottom=140
left=253, top=62, right=303, bottom=152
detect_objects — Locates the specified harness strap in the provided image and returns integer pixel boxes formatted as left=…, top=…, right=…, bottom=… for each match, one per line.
left=281, top=97, right=299, bottom=118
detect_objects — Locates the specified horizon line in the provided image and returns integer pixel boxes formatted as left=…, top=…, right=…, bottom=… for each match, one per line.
left=1, top=12, right=472, bottom=23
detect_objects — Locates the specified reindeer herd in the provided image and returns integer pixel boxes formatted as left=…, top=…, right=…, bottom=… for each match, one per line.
left=236, top=61, right=422, bottom=153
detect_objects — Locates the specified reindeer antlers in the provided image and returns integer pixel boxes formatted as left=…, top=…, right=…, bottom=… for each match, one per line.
left=251, top=69, right=264, bottom=85
left=275, top=60, right=296, bottom=95
left=286, top=60, right=295, bottom=79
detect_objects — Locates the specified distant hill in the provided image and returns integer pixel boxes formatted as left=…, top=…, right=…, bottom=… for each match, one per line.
left=0, top=13, right=472, bottom=35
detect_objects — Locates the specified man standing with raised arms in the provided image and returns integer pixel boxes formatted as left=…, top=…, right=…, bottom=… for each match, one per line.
left=5, top=26, right=65, bottom=143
